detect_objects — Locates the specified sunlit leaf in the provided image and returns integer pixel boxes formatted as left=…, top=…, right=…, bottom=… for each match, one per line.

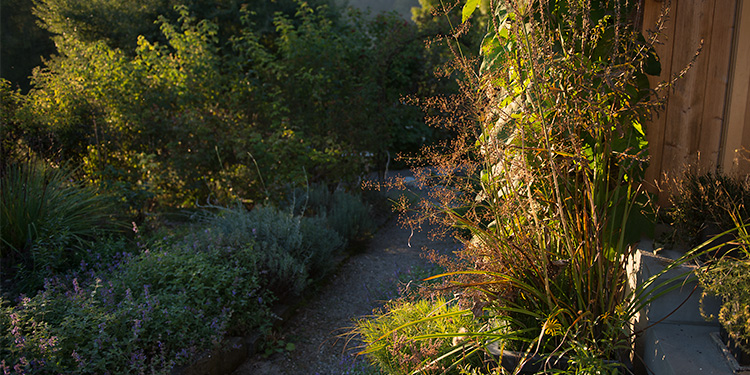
left=462, top=0, right=481, bottom=23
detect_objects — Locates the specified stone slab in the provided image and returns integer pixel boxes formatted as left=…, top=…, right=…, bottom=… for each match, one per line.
left=642, top=324, right=732, bottom=375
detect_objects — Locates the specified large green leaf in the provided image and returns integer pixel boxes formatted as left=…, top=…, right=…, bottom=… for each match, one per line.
left=479, top=8, right=512, bottom=74
left=462, top=0, right=481, bottom=23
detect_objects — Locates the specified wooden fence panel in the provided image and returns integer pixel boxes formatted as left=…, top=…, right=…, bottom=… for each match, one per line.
left=641, top=0, right=738, bottom=203
left=642, top=0, right=676, bottom=192
left=722, top=1, right=750, bottom=173
left=700, top=0, right=737, bottom=170
left=659, top=0, right=713, bottom=182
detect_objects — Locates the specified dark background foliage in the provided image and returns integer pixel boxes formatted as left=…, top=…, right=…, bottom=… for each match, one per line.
left=1, top=0, right=477, bottom=214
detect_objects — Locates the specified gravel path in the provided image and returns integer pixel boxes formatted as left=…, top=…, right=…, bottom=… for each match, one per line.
left=233, top=185, right=460, bottom=375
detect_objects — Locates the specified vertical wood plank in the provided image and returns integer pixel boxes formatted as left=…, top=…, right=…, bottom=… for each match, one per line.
left=698, top=0, right=737, bottom=172
left=741, top=82, right=750, bottom=172
left=659, top=0, right=713, bottom=181
left=733, top=72, right=750, bottom=173
left=722, top=1, right=750, bottom=174
left=642, top=0, right=676, bottom=194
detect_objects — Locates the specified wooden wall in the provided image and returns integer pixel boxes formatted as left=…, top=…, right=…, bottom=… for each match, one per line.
left=721, top=2, right=750, bottom=173
left=640, top=0, right=747, bottom=202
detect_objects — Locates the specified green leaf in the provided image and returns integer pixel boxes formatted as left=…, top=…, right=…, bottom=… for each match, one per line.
left=462, top=0, right=481, bottom=23
left=479, top=32, right=503, bottom=74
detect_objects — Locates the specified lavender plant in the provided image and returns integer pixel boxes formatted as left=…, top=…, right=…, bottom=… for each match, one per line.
left=198, top=203, right=345, bottom=294
left=287, top=184, right=376, bottom=245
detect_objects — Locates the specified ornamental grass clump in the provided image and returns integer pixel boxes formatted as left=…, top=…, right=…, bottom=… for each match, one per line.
left=358, top=297, right=488, bottom=375
left=669, top=172, right=750, bottom=247
left=359, top=0, right=698, bottom=373
left=0, top=160, right=116, bottom=293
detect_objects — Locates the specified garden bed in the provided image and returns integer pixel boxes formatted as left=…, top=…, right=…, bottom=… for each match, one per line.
left=1, top=184, right=380, bottom=374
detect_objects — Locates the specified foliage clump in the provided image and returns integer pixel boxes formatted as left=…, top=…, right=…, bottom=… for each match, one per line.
left=698, top=252, right=750, bottom=351
left=0, top=161, right=117, bottom=293
left=358, top=297, right=486, bottom=375
left=198, top=203, right=346, bottom=295
left=359, top=0, right=679, bottom=372
left=286, top=184, right=377, bottom=244
left=1, top=193, right=373, bottom=373
left=669, top=172, right=750, bottom=247
left=696, top=215, right=750, bottom=360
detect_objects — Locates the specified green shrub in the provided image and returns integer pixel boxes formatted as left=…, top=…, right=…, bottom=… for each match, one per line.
left=0, top=79, right=27, bottom=169
left=328, top=190, right=376, bottom=244
left=0, top=161, right=116, bottom=292
left=198, top=203, right=344, bottom=294
left=697, top=222, right=750, bottom=356
left=357, top=297, right=483, bottom=375
left=0, top=231, right=272, bottom=374
left=289, top=184, right=375, bottom=244
left=298, top=214, right=347, bottom=278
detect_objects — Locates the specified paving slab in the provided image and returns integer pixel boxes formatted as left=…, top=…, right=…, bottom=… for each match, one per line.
left=641, top=323, right=732, bottom=375
left=631, top=240, right=734, bottom=375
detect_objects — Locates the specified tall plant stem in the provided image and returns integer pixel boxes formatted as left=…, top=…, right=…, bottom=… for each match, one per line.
left=513, top=8, right=570, bottom=312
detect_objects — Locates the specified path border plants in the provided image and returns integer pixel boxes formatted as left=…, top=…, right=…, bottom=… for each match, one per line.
left=0, top=178, right=377, bottom=374
left=357, top=0, right=703, bottom=374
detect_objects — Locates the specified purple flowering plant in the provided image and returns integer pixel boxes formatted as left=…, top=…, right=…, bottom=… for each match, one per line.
left=1, top=184, right=373, bottom=374
left=0, top=224, right=272, bottom=374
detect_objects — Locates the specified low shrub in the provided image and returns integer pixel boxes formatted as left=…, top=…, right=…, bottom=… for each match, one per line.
left=699, top=256, right=750, bottom=353
left=0, top=232, right=272, bottom=374
left=357, top=297, right=484, bottom=375
left=198, top=203, right=344, bottom=295
left=697, top=223, right=750, bottom=357
left=287, top=184, right=375, bottom=244
left=299, top=215, right=347, bottom=279
left=327, top=191, right=376, bottom=244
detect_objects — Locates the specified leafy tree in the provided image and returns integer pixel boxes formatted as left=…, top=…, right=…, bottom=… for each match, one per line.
left=32, top=0, right=340, bottom=54
left=259, top=6, right=430, bottom=176
left=411, top=0, right=489, bottom=57
left=18, top=2, right=437, bottom=212
left=336, top=0, right=420, bottom=20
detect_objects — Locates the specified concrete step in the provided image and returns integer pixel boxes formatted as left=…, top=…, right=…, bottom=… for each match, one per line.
left=629, top=240, right=735, bottom=375
left=641, top=323, right=733, bottom=375
left=630, top=242, right=721, bottom=325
